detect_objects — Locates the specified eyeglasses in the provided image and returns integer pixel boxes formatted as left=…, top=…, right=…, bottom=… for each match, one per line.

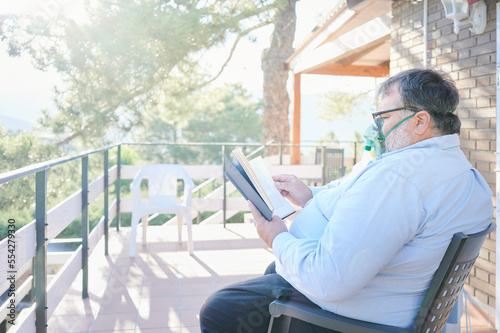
left=372, top=107, right=419, bottom=125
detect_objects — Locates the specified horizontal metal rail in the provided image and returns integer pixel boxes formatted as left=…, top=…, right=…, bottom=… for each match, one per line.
left=0, top=144, right=119, bottom=185
left=123, top=141, right=267, bottom=147
left=1, top=140, right=359, bottom=185
left=123, top=141, right=343, bottom=148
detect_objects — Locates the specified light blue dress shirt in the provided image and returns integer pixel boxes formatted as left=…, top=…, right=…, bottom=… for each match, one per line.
left=273, top=134, right=493, bottom=328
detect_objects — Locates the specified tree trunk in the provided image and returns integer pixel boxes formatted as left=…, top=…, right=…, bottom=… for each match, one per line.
left=261, top=0, right=297, bottom=156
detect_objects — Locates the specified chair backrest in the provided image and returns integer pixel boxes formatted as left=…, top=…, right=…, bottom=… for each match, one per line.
left=412, top=222, right=496, bottom=333
left=315, top=148, right=345, bottom=182
left=136, top=164, right=193, bottom=199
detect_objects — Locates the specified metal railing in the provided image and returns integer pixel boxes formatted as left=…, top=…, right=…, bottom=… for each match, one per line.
left=0, top=140, right=358, bottom=332
left=0, top=144, right=120, bottom=332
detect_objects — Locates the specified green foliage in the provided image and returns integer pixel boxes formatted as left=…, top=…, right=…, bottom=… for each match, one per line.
left=0, top=127, right=118, bottom=240
left=0, top=127, right=63, bottom=236
left=318, top=91, right=369, bottom=121
left=186, top=84, right=263, bottom=142
left=56, top=195, right=107, bottom=238
left=0, top=127, right=61, bottom=174
left=0, top=0, right=282, bottom=238
left=137, top=83, right=263, bottom=164
left=227, top=211, right=246, bottom=223
left=120, top=146, right=141, bottom=165
left=0, top=85, right=260, bottom=239
left=1, top=0, right=276, bottom=146
left=316, top=131, right=338, bottom=147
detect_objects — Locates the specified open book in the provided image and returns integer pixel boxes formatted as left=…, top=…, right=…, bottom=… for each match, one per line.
left=224, top=149, right=295, bottom=221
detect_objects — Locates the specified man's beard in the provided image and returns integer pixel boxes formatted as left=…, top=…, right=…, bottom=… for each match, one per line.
left=385, top=120, right=412, bottom=152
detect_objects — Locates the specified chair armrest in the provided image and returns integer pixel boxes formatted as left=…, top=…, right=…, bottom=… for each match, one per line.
left=181, top=177, right=195, bottom=206
left=130, top=172, right=144, bottom=205
left=269, top=299, right=412, bottom=333
left=130, top=173, right=141, bottom=191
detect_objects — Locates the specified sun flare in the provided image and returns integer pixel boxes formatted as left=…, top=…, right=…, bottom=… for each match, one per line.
left=0, top=0, right=88, bottom=24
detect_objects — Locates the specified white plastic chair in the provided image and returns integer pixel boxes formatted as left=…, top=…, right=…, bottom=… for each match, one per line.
left=129, top=164, right=195, bottom=257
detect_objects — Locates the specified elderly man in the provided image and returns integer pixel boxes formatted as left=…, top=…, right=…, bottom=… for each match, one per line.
left=199, top=68, right=493, bottom=332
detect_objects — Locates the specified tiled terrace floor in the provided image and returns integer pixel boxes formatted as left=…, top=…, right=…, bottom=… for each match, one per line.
left=47, top=223, right=496, bottom=333
left=48, top=223, right=274, bottom=332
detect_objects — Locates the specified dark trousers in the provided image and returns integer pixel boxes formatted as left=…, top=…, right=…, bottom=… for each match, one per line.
left=199, top=262, right=335, bottom=333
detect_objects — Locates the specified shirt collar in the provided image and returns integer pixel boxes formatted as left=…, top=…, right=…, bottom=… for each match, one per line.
left=377, top=134, right=460, bottom=160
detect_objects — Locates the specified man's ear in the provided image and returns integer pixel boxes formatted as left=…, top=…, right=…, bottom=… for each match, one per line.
left=413, top=111, right=432, bottom=135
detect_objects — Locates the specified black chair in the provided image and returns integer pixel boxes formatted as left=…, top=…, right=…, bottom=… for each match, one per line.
left=315, top=148, right=345, bottom=183
left=268, top=223, right=496, bottom=333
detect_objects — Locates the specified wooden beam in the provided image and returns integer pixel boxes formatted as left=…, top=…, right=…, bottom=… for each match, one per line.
left=305, top=64, right=389, bottom=77
left=321, top=1, right=392, bottom=47
left=337, top=41, right=388, bottom=66
left=291, top=73, right=301, bottom=165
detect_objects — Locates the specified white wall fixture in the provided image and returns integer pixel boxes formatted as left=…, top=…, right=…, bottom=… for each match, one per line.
left=440, top=0, right=487, bottom=34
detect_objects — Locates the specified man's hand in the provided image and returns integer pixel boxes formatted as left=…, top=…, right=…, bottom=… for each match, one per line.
left=248, top=201, right=288, bottom=248
left=272, top=174, right=313, bottom=207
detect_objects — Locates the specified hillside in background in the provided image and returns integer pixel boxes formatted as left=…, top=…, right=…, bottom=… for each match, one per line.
left=0, top=114, right=32, bottom=130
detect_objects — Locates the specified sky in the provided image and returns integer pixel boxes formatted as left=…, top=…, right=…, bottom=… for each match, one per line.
left=0, top=0, right=377, bottom=142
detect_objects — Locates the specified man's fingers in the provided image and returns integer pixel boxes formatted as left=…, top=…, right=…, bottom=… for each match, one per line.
left=272, top=174, right=295, bottom=183
left=272, top=174, right=297, bottom=195
left=278, top=189, right=288, bottom=197
left=275, top=181, right=292, bottom=193
left=272, top=174, right=288, bottom=181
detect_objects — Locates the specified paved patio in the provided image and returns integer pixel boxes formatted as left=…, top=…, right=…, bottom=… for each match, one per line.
left=46, top=223, right=495, bottom=333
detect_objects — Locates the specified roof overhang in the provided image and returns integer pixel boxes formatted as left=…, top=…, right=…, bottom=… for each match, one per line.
left=286, top=0, right=392, bottom=77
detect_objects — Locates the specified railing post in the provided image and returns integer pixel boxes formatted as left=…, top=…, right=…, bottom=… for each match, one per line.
left=35, top=170, right=48, bottom=333
left=322, top=146, right=327, bottom=185
left=279, top=141, right=283, bottom=165
left=30, top=258, right=35, bottom=303
left=222, top=145, right=227, bottom=228
left=82, top=156, right=89, bottom=299
left=197, top=190, right=201, bottom=225
left=104, top=150, right=109, bottom=256
left=353, top=141, right=358, bottom=166
left=116, top=145, right=121, bottom=231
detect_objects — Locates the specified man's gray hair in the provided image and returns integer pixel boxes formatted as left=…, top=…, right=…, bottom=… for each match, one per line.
left=377, top=68, right=461, bottom=135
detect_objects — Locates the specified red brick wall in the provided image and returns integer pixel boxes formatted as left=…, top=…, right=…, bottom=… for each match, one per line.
left=390, top=0, right=497, bottom=311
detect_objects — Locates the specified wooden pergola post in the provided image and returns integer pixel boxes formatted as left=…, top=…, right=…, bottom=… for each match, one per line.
left=291, top=73, right=301, bottom=165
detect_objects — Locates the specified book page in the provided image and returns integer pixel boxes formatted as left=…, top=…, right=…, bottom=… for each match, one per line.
left=249, top=156, right=295, bottom=219
left=232, top=149, right=274, bottom=210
